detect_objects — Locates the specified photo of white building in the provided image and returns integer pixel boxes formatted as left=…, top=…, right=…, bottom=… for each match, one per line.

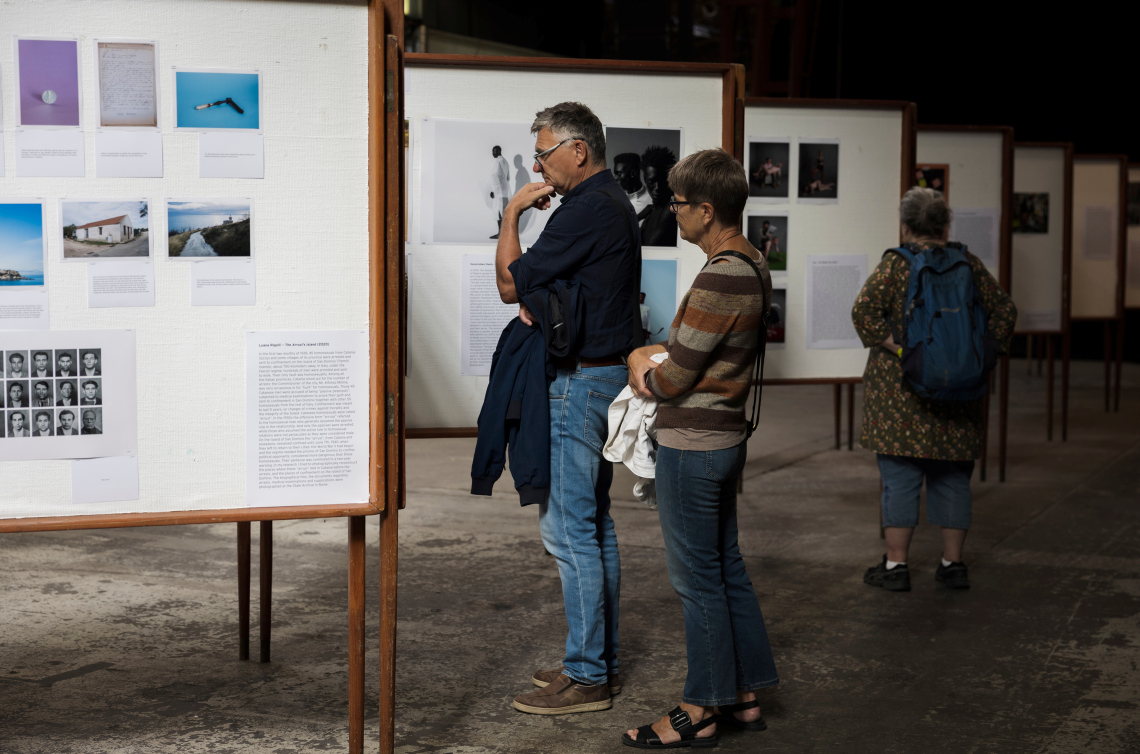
left=74, top=214, right=133, bottom=243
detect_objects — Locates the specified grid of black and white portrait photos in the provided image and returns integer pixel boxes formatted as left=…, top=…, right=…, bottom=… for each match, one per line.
left=2, top=347, right=104, bottom=440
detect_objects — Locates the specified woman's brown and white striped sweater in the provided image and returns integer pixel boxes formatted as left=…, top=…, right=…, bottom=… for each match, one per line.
left=647, top=254, right=771, bottom=431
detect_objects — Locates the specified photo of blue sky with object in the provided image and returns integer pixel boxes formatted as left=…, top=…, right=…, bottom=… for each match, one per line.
left=174, top=70, right=260, bottom=130
left=167, top=200, right=251, bottom=232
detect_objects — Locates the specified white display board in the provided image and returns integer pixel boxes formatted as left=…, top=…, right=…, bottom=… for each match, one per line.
left=404, top=60, right=730, bottom=430
left=1011, top=145, right=1069, bottom=333
left=1127, top=165, right=1140, bottom=310
left=0, top=0, right=370, bottom=519
left=916, top=128, right=1007, bottom=280
left=743, top=102, right=908, bottom=381
left=1071, top=157, right=1124, bottom=320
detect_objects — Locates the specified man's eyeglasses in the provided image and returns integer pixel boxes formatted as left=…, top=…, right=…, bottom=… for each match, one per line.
left=533, top=138, right=573, bottom=166
left=668, top=196, right=696, bottom=214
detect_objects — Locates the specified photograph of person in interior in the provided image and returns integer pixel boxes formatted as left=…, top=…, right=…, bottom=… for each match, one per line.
left=799, top=142, right=839, bottom=200
left=748, top=140, right=790, bottom=199
left=746, top=214, right=788, bottom=273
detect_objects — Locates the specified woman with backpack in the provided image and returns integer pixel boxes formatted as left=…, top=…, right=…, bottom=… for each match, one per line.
left=622, top=148, right=778, bottom=748
left=852, top=187, right=1017, bottom=592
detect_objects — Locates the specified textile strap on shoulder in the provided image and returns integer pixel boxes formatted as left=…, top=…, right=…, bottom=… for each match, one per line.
left=705, top=250, right=768, bottom=438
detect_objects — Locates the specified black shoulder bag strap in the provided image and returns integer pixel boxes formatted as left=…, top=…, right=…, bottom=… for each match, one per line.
left=705, top=250, right=768, bottom=439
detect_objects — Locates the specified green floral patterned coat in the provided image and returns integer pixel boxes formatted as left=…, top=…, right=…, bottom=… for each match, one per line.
left=851, top=243, right=1017, bottom=461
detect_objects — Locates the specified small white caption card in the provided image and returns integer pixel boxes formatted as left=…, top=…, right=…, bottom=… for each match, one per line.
left=72, top=455, right=140, bottom=505
left=0, top=288, right=50, bottom=330
left=191, top=258, right=255, bottom=306
left=198, top=132, right=264, bottom=179
left=95, top=131, right=163, bottom=178
left=88, top=260, right=155, bottom=308
left=15, top=129, right=85, bottom=177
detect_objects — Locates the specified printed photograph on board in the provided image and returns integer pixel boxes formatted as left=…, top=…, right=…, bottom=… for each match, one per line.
left=798, top=142, right=839, bottom=202
left=55, top=408, right=80, bottom=436
left=6, top=350, right=29, bottom=378
left=174, top=69, right=261, bottom=130
left=748, top=140, right=790, bottom=200
left=767, top=287, right=787, bottom=347
left=62, top=200, right=151, bottom=260
left=15, top=38, right=81, bottom=127
left=746, top=214, right=788, bottom=274
left=0, top=202, right=46, bottom=287
left=7, top=410, right=31, bottom=438
left=607, top=127, right=682, bottom=247
left=96, top=40, right=159, bottom=128
left=640, top=259, right=678, bottom=346
left=166, top=200, right=252, bottom=259
left=28, top=349, right=54, bottom=379
left=915, top=164, right=949, bottom=201
left=1012, top=192, right=1049, bottom=234
left=420, top=119, right=561, bottom=246
left=1128, top=182, right=1140, bottom=227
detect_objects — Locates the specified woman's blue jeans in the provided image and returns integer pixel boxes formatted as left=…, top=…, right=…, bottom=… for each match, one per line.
left=656, top=442, right=779, bottom=706
left=538, top=364, right=626, bottom=686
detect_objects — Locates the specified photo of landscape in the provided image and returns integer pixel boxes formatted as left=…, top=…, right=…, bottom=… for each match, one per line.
left=166, top=200, right=252, bottom=259
left=62, top=200, right=150, bottom=260
left=0, top=202, right=46, bottom=287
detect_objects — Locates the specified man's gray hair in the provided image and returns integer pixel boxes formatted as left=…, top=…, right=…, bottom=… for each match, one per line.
left=899, top=186, right=952, bottom=238
left=531, top=102, right=606, bottom=166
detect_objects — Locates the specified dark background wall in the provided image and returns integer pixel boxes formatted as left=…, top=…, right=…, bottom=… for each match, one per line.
left=409, top=0, right=1138, bottom=361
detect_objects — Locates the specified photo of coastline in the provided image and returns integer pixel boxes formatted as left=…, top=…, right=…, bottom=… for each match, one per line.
left=0, top=203, right=46, bottom=287
left=62, top=200, right=151, bottom=261
left=166, top=200, right=252, bottom=259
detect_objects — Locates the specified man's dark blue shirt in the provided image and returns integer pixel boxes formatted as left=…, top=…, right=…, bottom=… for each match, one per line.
left=508, top=169, right=642, bottom=358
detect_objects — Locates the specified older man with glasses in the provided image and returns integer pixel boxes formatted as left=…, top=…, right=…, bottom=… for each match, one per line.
left=491, top=101, right=642, bottom=716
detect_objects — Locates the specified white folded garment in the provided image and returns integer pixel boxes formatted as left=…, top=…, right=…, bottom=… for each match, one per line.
left=604, top=353, right=667, bottom=508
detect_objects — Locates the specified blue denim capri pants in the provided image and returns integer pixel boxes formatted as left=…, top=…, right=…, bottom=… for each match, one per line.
left=877, top=453, right=975, bottom=529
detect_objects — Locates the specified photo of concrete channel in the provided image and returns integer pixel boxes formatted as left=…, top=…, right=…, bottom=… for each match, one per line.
left=166, top=199, right=252, bottom=259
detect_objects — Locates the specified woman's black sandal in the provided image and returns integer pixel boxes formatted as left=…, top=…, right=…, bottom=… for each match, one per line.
left=713, top=699, right=767, bottom=731
left=621, top=706, right=718, bottom=749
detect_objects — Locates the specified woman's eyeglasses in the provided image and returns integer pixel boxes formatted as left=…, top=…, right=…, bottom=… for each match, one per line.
left=668, top=196, right=696, bottom=214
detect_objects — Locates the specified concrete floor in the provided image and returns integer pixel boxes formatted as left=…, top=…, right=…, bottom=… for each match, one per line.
left=1, top=360, right=1138, bottom=753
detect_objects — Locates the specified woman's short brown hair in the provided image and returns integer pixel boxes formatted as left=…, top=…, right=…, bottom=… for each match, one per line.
left=667, top=148, right=748, bottom=226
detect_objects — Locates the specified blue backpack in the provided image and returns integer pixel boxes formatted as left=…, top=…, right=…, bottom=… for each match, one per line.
left=888, top=243, right=996, bottom=402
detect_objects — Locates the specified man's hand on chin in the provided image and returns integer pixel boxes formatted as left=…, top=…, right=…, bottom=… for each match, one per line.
left=510, top=182, right=556, bottom=214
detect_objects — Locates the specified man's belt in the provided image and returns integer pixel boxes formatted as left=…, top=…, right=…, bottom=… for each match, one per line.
left=553, top=353, right=625, bottom=370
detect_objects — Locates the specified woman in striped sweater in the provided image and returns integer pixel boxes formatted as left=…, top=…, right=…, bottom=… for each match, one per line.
left=622, top=149, right=779, bottom=749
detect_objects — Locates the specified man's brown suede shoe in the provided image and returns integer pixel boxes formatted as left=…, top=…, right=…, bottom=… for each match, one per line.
left=532, top=666, right=622, bottom=695
left=512, top=673, right=612, bottom=715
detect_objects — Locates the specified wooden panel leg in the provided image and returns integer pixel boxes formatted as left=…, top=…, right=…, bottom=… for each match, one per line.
left=979, top=387, right=990, bottom=482
left=1115, top=318, right=1124, bottom=413
left=260, top=520, right=272, bottom=663
left=1104, top=321, right=1112, bottom=412
left=846, top=382, right=854, bottom=451
left=379, top=505, right=399, bottom=754
left=1046, top=336, right=1055, bottom=441
left=999, top=353, right=1009, bottom=483
left=238, top=521, right=251, bottom=661
left=1062, top=329, right=1071, bottom=441
left=833, top=384, right=841, bottom=450
left=348, top=517, right=366, bottom=754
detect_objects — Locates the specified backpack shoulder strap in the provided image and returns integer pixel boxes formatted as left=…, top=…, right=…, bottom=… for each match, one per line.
left=884, top=246, right=917, bottom=264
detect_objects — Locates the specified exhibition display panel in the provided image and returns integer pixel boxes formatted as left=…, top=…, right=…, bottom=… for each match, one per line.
left=1127, top=164, right=1140, bottom=310
left=1011, top=142, right=1074, bottom=440
left=1071, top=154, right=1127, bottom=411
left=741, top=98, right=915, bottom=384
left=915, top=124, right=1013, bottom=478
left=0, top=1, right=407, bottom=752
left=403, top=54, right=742, bottom=433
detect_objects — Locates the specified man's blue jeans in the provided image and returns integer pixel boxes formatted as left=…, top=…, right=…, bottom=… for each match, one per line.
left=539, top=364, right=626, bottom=686
left=656, top=442, right=780, bottom=706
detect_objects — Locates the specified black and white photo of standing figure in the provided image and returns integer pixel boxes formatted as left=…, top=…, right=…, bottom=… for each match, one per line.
left=798, top=141, right=839, bottom=202
left=748, top=140, right=790, bottom=200
left=606, top=126, right=682, bottom=247
left=420, top=118, right=560, bottom=246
